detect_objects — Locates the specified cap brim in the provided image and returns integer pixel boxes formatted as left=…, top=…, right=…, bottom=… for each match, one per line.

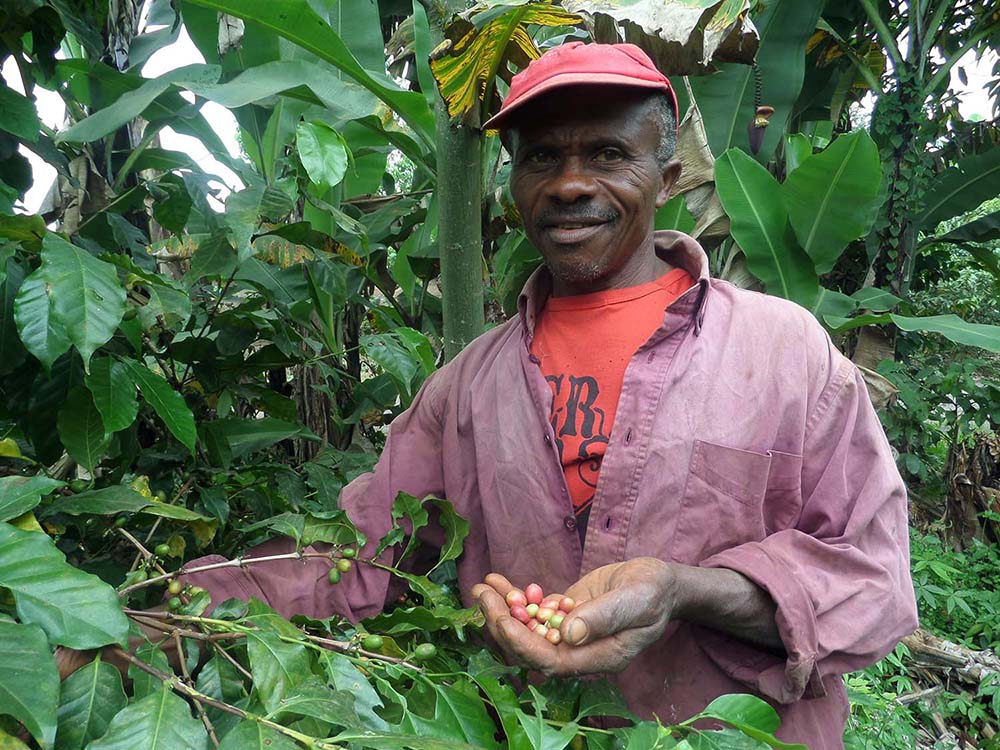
left=483, top=73, right=676, bottom=131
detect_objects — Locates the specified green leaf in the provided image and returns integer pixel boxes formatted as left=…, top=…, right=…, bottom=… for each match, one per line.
left=13, top=270, right=72, bottom=371
left=322, top=652, right=390, bottom=732
left=782, top=130, right=882, bottom=273
left=715, top=148, right=819, bottom=306
left=55, top=657, right=127, bottom=750
left=0, top=86, right=41, bottom=142
left=399, top=677, right=500, bottom=750
left=119, top=358, right=197, bottom=453
left=246, top=631, right=310, bottom=713
left=217, top=721, right=298, bottom=750
left=212, top=417, right=312, bottom=459
left=58, top=64, right=221, bottom=143
left=0, top=476, right=64, bottom=523
left=466, top=651, right=531, bottom=750
left=515, top=686, right=577, bottom=750
left=851, top=287, right=901, bottom=313
left=297, top=121, right=350, bottom=189
left=891, top=314, right=1000, bottom=354
left=690, top=0, right=824, bottom=160
left=85, top=357, right=139, bottom=433
left=692, top=694, right=806, bottom=749
left=0, top=522, right=130, bottom=648
left=57, top=387, right=110, bottom=472
left=269, top=678, right=365, bottom=730
left=182, top=0, right=434, bottom=148
left=18, top=234, right=127, bottom=371
left=430, top=497, right=470, bottom=572
left=0, top=257, right=28, bottom=376
left=189, top=233, right=238, bottom=280
left=43, top=485, right=149, bottom=517
left=784, top=134, right=812, bottom=175
left=0, top=621, right=59, bottom=748
left=86, top=685, right=208, bottom=750
left=935, top=211, right=1000, bottom=245
left=654, top=195, right=696, bottom=233
left=919, top=146, right=1000, bottom=230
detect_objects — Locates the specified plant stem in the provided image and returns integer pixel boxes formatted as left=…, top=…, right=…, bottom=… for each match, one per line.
left=174, top=631, right=220, bottom=747
left=858, top=0, right=903, bottom=68
left=109, top=646, right=330, bottom=749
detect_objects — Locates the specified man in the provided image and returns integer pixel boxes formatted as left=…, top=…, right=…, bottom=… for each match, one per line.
left=182, top=43, right=917, bottom=748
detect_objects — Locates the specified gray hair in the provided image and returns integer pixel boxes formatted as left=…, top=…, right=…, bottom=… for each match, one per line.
left=649, top=93, right=677, bottom=167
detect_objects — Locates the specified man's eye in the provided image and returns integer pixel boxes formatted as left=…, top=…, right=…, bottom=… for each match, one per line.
left=525, top=150, right=555, bottom=164
left=594, top=148, right=623, bottom=162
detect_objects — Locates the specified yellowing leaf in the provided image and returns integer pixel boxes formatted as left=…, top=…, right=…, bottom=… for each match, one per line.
left=431, top=2, right=583, bottom=127
left=0, top=438, right=21, bottom=457
left=189, top=518, right=219, bottom=548
left=165, top=533, right=186, bottom=558
left=129, top=475, right=154, bottom=501
left=11, top=511, right=44, bottom=533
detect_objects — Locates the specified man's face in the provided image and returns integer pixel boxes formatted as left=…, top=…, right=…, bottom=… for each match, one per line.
left=507, top=88, right=678, bottom=293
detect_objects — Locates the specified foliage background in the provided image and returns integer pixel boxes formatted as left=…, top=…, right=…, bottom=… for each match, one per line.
left=1, top=0, right=999, bottom=748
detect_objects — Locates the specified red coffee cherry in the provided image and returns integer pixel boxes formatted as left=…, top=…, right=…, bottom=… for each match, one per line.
left=545, top=627, right=562, bottom=645
left=506, top=589, right=527, bottom=609
left=525, top=583, right=543, bottom=606
left=510, top=605, right=531, bottom=624
left=536, top=607, right=556, bottom=623
left=559, top=596, right=576, bottom=612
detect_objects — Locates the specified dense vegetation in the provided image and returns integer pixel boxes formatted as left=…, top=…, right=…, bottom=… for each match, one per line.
left=1, top=0, right=998, bottom=748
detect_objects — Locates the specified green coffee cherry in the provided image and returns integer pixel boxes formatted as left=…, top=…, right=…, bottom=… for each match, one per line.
left=362, top=634, right=384, bottom=650
left=336, top=558, right=353, bottom=573
left=328, top=568, right=341, bottom=584
left=154, top=543, right=171, bottom=557
left=341, top=547, right=357, bottom=559
left=167, top=579, right=183, bottom=595
left=168, top=596, right=182, bottom=611
left=413, top=643, right=436, bottom=660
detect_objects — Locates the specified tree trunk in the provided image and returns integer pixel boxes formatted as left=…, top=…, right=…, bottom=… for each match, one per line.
left=429, top=2, right=485, bottom=361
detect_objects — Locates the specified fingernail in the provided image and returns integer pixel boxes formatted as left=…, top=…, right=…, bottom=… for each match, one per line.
left=566, top=619, right=588, bottom=644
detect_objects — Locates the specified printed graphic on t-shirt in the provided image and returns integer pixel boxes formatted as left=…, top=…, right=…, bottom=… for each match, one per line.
left=545, top=373, right=610, bottom=516
left=531, top=267, right=695, bottom=526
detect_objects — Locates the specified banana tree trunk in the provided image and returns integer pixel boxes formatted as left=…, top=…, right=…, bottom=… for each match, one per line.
left=430, top=2, right=485, bottom=361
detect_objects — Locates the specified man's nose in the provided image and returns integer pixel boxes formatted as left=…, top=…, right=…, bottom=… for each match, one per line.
left=545, top=158, right=598, bottom=204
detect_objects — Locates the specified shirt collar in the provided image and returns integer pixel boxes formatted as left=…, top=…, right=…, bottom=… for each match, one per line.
left=516, top=230, right=712, bottom=338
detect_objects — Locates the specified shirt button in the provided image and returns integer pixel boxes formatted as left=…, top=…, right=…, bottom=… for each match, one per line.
left=563, top=515, right=577, bottom=531
left=529, top=354, right=540, bottom=364
left=544, top=434, right=551, bottom=445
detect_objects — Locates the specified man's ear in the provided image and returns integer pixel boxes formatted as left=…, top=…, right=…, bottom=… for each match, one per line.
left=655, top=160, right=682, bottom=208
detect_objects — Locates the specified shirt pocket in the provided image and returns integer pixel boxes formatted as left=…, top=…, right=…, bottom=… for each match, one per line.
left=669, top=440, right=803, bottom=564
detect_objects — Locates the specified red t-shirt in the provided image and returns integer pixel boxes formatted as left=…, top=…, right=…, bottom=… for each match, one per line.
left=531, top=268, right=694, bottom=524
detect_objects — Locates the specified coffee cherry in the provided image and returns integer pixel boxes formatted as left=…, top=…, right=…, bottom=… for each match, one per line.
left=510, top=605, right=531, bottom=624
left=525, top=583, right=543, bottom=606
left=167, top=579, right=183, bottom=595
left=505, top=589, right=527, bottom=609
left=362, top=634, right=384, bottom=650
left=547, top=613, right=564, bottom=629
left=341, top=547, right=357, bottom=559
left=540, top=597, right=562, bottom=612
left=168, top=596, right=182, bottom=611
left=534, top=624, right=549, bottom=638
left=545, top=627, right=562, bottom=645
left=525, top=603, right=539, bottom=618
left=526, top=619, right=540, bottom=631
left=559, top=596, right=576, bottom=612
left=336, top=558, right=353, bottom=573
left=154, top=543, right=171, bottom=557
left=413, top=643, right=437, bottom=660
left=328, top=568, right=341, bottom=584
left=536, top=607, right=556, bottom=623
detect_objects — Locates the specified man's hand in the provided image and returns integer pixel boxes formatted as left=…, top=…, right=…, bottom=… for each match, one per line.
left=471, top=557, right=678, bottom=677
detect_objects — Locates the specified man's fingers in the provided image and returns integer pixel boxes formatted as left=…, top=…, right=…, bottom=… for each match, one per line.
left=560, top=586, right=660, bottom=646
left=483, top=573, right=515, bottom=596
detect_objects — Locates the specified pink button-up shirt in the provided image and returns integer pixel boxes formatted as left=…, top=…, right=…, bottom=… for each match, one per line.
left=186, top=231, right=917, bottom=750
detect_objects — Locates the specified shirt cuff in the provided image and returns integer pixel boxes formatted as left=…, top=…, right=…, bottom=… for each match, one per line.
left=699, top=540, right=826, bottom=703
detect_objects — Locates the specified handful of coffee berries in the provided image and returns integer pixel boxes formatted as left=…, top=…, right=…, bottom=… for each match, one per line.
left=505, top=583, right=575, bottom=645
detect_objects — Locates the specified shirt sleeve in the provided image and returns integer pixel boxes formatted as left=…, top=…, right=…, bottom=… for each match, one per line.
left=697, top=357, right=919, bottom=704
left=181, top=370, right=449, bottom=623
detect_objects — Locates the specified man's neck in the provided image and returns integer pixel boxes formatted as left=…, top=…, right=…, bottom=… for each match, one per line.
left=550, top=245, right=674, bottom=297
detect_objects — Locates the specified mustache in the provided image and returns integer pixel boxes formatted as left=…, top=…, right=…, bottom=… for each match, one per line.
left=536, top=206, right=619, bottom=228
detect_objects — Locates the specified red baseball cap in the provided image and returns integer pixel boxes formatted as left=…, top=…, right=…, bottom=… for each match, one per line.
left=483, top=41, right=678, bottom=131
